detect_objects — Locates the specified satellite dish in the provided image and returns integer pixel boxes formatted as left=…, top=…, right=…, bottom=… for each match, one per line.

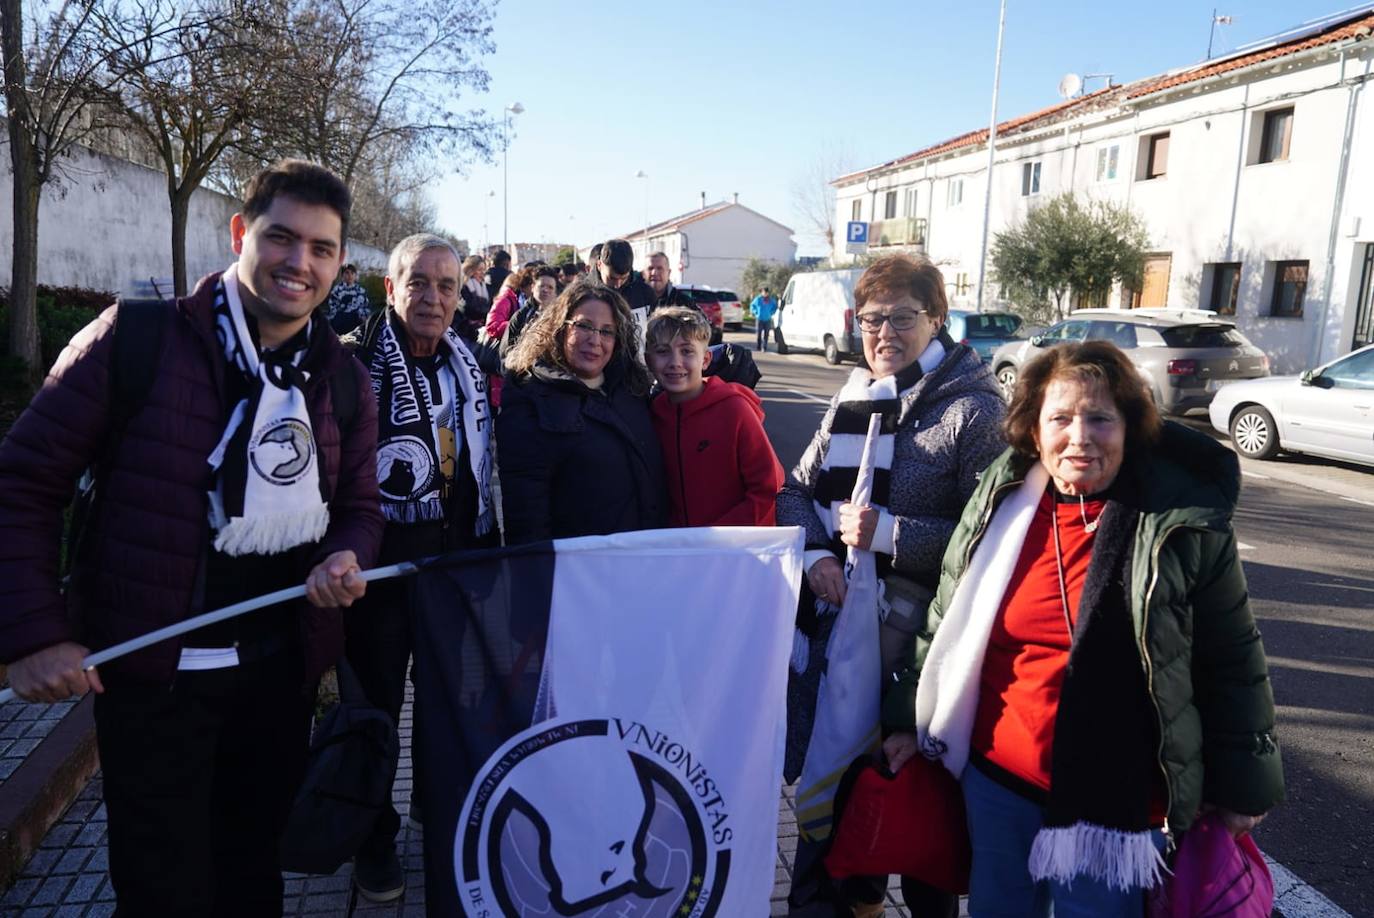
left=1058, top=73, right=1083, bottom=99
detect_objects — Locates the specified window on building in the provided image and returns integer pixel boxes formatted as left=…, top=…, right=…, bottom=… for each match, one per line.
left=884, top=190, right=898, bottom=219
left=1207, top=262, right=1242, bottom=315
left=1259, top=107, right=1294, bottom=164
left=904, top=187, right=918, bottom=217
left=947, top=179, right=964, bottom=207
left=851, top=199, right=862, bottom=221
left=1140, top=132, right=1169, bottom=180
left=1269, top=260, right=1308, bottom=317
left=1095, top=145, right=1120, bottom=181
left=1021, top=161, right=1042, bottom=196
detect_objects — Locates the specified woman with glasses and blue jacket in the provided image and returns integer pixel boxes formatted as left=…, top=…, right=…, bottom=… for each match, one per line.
left=498, top=282, right=666, bottom=544
left=777, top=254, right=1006, bottom=917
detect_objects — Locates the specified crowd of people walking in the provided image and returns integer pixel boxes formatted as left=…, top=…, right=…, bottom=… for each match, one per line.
left=0, top=158, right=1281, bottom=917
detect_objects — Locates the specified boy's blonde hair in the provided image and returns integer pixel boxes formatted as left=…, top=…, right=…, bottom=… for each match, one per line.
left=645, top=307, right=711, bottom=349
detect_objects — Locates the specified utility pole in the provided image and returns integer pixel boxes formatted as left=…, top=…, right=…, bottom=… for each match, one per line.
left=974, top=0, right=1007, bottom=313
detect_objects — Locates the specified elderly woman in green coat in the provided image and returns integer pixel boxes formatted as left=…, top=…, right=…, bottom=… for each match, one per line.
left=882, top=340, right=1283, bottom=917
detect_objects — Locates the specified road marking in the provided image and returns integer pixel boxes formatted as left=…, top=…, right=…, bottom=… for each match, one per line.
left=1262, top=851, right=1352, bottom=917
left=1237, top=541, right=1255, bottom=550
left=757, top=387, right=831, bottom=405
left=1339, top=495, right=1374, bottom=507
left=1241, top=469, right=1272, bottom=479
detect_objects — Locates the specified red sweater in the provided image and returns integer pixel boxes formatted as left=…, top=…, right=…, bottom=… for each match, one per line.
left=649, top=376, right=784, bottom=527
left=972, top=490, right=1102, bottom=792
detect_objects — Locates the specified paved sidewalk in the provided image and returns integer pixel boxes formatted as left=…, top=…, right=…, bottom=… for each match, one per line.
left=1, top=682, right=938, bottom=917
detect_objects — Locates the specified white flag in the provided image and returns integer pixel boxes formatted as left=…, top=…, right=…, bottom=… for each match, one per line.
left=795, top=413, right=884, bottom=842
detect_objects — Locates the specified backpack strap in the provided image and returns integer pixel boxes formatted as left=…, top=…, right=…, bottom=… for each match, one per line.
left=329, top=356, right=361, bottom=436
left=109, top=297, right=170, bottom=430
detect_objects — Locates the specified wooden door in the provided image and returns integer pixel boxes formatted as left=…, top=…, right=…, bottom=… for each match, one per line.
left=1136, top=255, right=1172, bottom=308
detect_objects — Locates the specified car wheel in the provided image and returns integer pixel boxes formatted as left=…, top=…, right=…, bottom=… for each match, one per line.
left=823, top=336, right=841, bottom=365
left=995, top=364, right=1017, bottom=399
left=1230, top=405, right=1279, bottom=460
left=710, top=328, right=723, bottom=346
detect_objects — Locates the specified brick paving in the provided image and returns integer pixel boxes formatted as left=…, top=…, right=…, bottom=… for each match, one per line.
left=0, top=699, right=76, bottom=786
left=1, top=683, right=956, bottom=916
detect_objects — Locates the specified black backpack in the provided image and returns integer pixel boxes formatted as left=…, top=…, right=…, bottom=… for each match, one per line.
left=278, top=660, right=400, bottom=874
left=703, top=342, right=762, bottom=390
left=63, top=298, right=360, bottom=574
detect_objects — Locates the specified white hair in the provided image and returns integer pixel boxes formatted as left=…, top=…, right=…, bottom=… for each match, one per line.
left=387, top=233, right=460, bottom=282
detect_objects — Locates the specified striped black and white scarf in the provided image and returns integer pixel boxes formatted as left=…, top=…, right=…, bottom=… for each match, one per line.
left=370, top=313, right=494, bottom=534
left=791, top=340, right=945, bottom=671
left=207, top=266, right=330, bottom=556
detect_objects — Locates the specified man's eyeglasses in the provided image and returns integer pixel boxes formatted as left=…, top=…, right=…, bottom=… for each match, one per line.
left=567, top=319, right=617, bottom=341
left=855, top=310, right=928, bottom=333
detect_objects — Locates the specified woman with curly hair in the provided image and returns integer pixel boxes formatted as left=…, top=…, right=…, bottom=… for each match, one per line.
left=497, top=282, right=666, bottom=543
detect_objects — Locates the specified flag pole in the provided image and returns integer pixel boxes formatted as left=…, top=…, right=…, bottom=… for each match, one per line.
left=0, top=563, right=419, bottom=705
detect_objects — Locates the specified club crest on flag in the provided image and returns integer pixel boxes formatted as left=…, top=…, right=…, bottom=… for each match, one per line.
left=456, top=717, right=731, bottom=918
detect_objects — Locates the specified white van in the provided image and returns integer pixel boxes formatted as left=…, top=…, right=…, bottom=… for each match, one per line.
left=777, top=269, right=863, bottom=364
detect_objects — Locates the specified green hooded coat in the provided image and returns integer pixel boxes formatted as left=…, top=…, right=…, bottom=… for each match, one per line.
left=882, top=422, right=1284, bottom=831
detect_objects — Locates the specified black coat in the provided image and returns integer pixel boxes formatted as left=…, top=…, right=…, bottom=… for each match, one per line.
left=496, top=359, right=666, bottom=544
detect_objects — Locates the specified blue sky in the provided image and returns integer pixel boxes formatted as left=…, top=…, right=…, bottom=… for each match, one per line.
left=430, top=0, right=1366, bottom=257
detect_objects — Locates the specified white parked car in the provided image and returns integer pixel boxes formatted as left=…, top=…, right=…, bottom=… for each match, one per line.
left=1208, top=343, right=1374, bottom=467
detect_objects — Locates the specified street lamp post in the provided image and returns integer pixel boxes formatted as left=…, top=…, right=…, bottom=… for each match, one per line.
left=974, top=0, right=1007, bottom=313
left=503, top=102, right=525, bottom=252
left=483, top=190, right=495, bottom=253
left=634, top=170, right=650, bottom=259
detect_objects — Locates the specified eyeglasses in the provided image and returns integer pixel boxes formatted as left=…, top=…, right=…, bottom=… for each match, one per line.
left=856, top=309, right=928, bottom=333
left=567, top=319, right=617, bottom=341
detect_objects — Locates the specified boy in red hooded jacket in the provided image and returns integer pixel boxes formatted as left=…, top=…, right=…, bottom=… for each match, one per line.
left=646, top=308, right=784, bottom=526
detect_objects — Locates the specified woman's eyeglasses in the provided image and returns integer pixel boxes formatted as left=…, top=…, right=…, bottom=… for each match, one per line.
left=567, top=319, right=617, bottom=341
left=855, top=310, right=928, bottom=333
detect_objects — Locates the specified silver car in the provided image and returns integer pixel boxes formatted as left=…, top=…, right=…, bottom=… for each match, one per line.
left=989, top=309, right=1270, bottom=414
left=1208, top=343, right=1374, bottom=466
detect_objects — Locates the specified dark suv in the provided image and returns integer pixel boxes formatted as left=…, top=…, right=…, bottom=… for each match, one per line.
left=989, top=309, right=1270, bottom=414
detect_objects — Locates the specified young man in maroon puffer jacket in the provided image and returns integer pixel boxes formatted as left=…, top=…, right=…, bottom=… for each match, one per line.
left=0, top=160, right=383, bottom=916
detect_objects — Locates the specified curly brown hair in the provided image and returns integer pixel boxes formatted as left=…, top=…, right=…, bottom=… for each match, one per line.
left=1003, top=340, right=1162, bottom=459
left=853, top=254, right=949, bottom=325
left=505, top=281, right=651, bottom=395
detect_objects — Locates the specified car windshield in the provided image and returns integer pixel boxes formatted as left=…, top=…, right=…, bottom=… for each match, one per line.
left=1160, top=324, right=1247, bottom=348
left=716, top=291, right=739, bottom=302
left=964, top=314, right=1022, bottom=338
left=685, top=290, right=718, bottom=304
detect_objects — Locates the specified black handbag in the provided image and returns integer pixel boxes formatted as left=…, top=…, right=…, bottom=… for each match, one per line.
left=278, top=660, right=400, bottom=875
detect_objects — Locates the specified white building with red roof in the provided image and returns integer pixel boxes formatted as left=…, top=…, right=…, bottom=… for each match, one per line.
left=833, top=5, right=1374, bottom=371
left=611, top=198, right=796, bottom=294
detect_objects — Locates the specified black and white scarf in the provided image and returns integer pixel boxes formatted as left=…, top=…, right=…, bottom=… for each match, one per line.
left=207, top=266, right=330, bottom=556
left=915, top=465, right=1165, bottom=892
left=370, top=313, right=494, bottom=534
left=791, top=340, right=944, bottom=671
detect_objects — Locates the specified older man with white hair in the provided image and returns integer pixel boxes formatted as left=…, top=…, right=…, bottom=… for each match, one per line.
left=340, top=233, right=499, bottom=901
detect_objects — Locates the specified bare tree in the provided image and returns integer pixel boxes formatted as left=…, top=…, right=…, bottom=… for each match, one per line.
left=96, top=0, right=287, bottom=295
left=790, top=142, right=855, bottom=256
left=265, top=0, right=498, bottom=188
left=0, top=0, right=165, bottom=374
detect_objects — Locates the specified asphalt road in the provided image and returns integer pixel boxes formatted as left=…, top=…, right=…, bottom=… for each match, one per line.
left=732, top=330, right=1374, bottom=915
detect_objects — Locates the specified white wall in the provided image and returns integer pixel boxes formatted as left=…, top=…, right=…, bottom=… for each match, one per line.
left=678, top=206, right=797, bottom=292
left=0, top=144, right=386, bottom=296
left=832, top=45, right=1374, bottom=372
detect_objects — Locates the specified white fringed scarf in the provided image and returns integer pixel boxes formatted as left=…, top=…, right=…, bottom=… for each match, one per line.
left=206, top=266, right=330, bottom=556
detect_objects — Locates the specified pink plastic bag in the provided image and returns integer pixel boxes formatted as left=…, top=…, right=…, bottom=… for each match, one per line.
left=1149, top=812, right=1274, bottom=917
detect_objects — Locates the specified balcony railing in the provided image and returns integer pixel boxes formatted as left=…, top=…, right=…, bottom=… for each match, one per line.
left=869, top=217, right=927, bottom=248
